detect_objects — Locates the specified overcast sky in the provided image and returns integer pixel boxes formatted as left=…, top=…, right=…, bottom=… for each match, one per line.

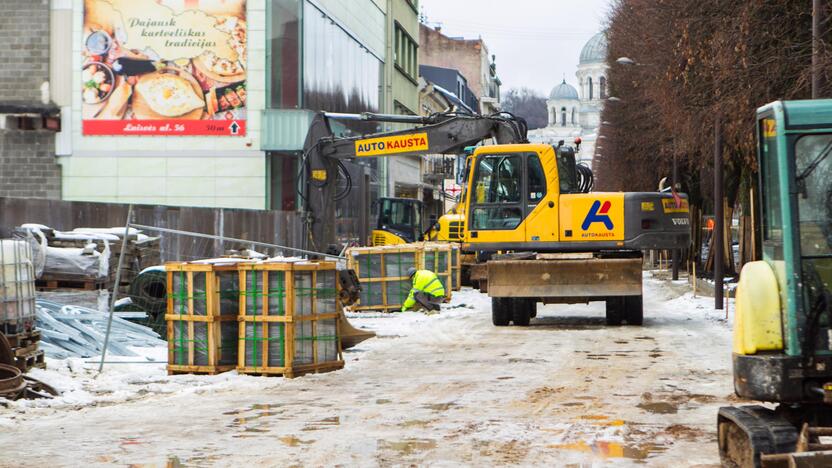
left=419, top=0, right=614, bottom=97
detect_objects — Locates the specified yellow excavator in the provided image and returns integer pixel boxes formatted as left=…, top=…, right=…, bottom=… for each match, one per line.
left=372, top=149, right=472, bottom=247
left=303, top=111, right=690, bottom=326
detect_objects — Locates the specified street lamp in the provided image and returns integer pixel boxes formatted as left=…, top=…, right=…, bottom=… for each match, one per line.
left=616, top=55, right=680, bottom=280
left=607, top=96, right=622, bottom=103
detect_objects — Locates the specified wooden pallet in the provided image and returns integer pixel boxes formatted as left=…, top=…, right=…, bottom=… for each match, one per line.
left=237, top=261, right=344, bottom=378
left=3, top=329, right=40, bottom=349
left=15, top=349, right=45, bottom=372
left=167, top=365, right=232, bottom=376
left=347, top=245, right=420, bottom=312
left=165, top=263, right=241, bottom=376
left=240, top=361, right=345, bottom=378
left=450, top=245, right=462, bottom=291
left=420, top=243, right=453, bottom=300
left=36, top=276, right=109, bottom=291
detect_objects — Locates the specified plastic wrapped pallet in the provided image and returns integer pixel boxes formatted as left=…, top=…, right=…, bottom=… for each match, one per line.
left=421, top=243, right=453, bottom=300
left=0, top=240, right=37, bottom=335
left=238, top=261, right=343, bottom=377
left=347, top=245, right=419, bottom=312
left=166, top=262, right=244, bottom=375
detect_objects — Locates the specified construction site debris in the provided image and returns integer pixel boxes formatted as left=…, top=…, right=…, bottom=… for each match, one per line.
left=128, top=266, right=167, bottom=317
left=14, top=225, right=161, bottom=290
left=346, top=243, right=456, bottom=312
left=36, top=300, right=165, bottom=359
left=0, top=239, right=37, bottom=336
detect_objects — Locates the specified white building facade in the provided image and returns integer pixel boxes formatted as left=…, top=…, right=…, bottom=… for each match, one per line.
left=530, top=32, right=608, bottom=168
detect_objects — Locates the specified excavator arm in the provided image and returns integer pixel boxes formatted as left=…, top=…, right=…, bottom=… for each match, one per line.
left=301, top=111, right=528, bottom=252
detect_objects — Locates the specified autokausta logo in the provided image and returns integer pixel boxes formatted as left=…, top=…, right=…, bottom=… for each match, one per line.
left=582, top=200, right=614, bottom=233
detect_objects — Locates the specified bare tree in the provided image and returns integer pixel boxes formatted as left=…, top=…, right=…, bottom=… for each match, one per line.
left=502, top=88, right=549, bottom=130
left=596, top=0, right=829, bottom=273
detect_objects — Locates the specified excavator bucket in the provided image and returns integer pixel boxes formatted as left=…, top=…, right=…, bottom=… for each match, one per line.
left=339, top=309, right=376, bottom=350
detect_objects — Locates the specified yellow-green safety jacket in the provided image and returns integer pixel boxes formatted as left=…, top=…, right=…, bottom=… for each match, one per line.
left=401, top=270, right=446, bottom=312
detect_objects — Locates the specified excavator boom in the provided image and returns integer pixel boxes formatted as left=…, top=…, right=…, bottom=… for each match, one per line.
left=301, top=111, right=528, bottom=252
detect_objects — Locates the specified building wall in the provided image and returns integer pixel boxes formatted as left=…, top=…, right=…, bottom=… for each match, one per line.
left=385, top=0, right=421, bottom=198
left=0, top=132, right=61, bottom=199
left=315, top=0, right=386, bottom=58
left=57, top=0, right=268, bottom=210
left=0, top=0, right=50, bottom=103
left=420, top=25, right=485, bottom=98
left=0, top=0, right=61, bottom=200
left=389, top=0, right=419, bottom=114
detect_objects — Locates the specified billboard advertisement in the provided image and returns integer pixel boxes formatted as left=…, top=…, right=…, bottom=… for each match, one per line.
left=81, top=0, right=247, bottom=136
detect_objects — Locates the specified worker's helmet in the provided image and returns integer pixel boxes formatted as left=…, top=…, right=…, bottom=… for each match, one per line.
left=407, top=267, right=417, bottom=278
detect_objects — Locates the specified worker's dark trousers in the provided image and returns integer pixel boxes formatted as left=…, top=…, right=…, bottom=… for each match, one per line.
left=414, top=291, right=442, bottom=311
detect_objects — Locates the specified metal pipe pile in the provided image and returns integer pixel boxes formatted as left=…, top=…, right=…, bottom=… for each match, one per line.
left=35, top=300, right=165, bottom=359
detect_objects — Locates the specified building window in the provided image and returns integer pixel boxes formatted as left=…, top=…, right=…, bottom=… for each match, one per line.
left=600, top=77, right=607, bottom=100
left=267, top=0, right=300, bottom=108
left=395, top=22, right=418, bottom=82
left=561, top=107, right=567, bottom=127
left=303, top=1, right=382, bottom=114
left=270, top=153, right=298, bottom=210
left=588, top=77, right=593, bottom=100
left=394, top=101, right=415, bottom=116
left=571, top=107, right=576, bottom=125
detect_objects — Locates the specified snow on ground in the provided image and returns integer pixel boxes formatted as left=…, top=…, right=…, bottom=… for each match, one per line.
left=0, top=271, right=736, bottom=467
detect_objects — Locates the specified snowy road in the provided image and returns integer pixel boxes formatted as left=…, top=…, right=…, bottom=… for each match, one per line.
left=0, top=273, right=735, bottom=467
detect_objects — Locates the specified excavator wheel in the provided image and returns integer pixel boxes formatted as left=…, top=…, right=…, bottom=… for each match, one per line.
left=624, top=295, right=643, bottom=326
left=717, top=406, right=798, bottom=468
left=605, top=297, right=624, bottom=326
left=511, top=299, right=533, bottom=327
left=492, top=297, right=511, bottom=327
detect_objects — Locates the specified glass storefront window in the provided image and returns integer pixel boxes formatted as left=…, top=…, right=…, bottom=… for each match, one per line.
left=268, top=0, right=300, bottom=109
left=303, top=1, right=381, bottom=115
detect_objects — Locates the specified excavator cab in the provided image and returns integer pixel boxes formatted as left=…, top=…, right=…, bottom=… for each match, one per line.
left=428, top=148, right=475, bottom=243
left=718, top=100, right=832, bottom=466
left=371, top=197, right=423, bottom=246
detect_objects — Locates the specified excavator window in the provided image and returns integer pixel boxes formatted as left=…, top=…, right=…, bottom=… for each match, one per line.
left=471, top=154, right=524, bottom=230
left=794, top=133, right=832, bottom=343
left=795, top=134, right=832, bottom=257
left=759, top=117, right=784, bottom=260
left=528, top=155, right=546, bottom=203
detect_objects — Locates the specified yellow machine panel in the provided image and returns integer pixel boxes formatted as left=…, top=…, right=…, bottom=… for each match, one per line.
left=733, top=261, right=784, bottom=355
left=559, top=194, right=626, bottom=242
left=429, top=214, right=466, bottom=242
left=523, top=146, right=559, bottom=242
left=355, top=133, right=429, bottom=157
left=371, top=230, right=408, bottom=247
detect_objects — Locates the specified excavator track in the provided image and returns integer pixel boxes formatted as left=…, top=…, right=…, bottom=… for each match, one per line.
left=717, top=406, right=798, bottom=468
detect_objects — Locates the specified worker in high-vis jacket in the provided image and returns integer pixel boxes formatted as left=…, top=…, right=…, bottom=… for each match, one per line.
left=401, top=267, right=445, bottom=312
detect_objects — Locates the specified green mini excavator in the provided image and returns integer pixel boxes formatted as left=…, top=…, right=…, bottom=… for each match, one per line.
left=718, top=100, right=832, bottom=466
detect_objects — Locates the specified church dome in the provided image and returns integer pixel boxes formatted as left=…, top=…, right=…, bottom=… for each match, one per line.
left=580, top=32, right=608, bottom=64
left=549, top=80, right=579, bottom=100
